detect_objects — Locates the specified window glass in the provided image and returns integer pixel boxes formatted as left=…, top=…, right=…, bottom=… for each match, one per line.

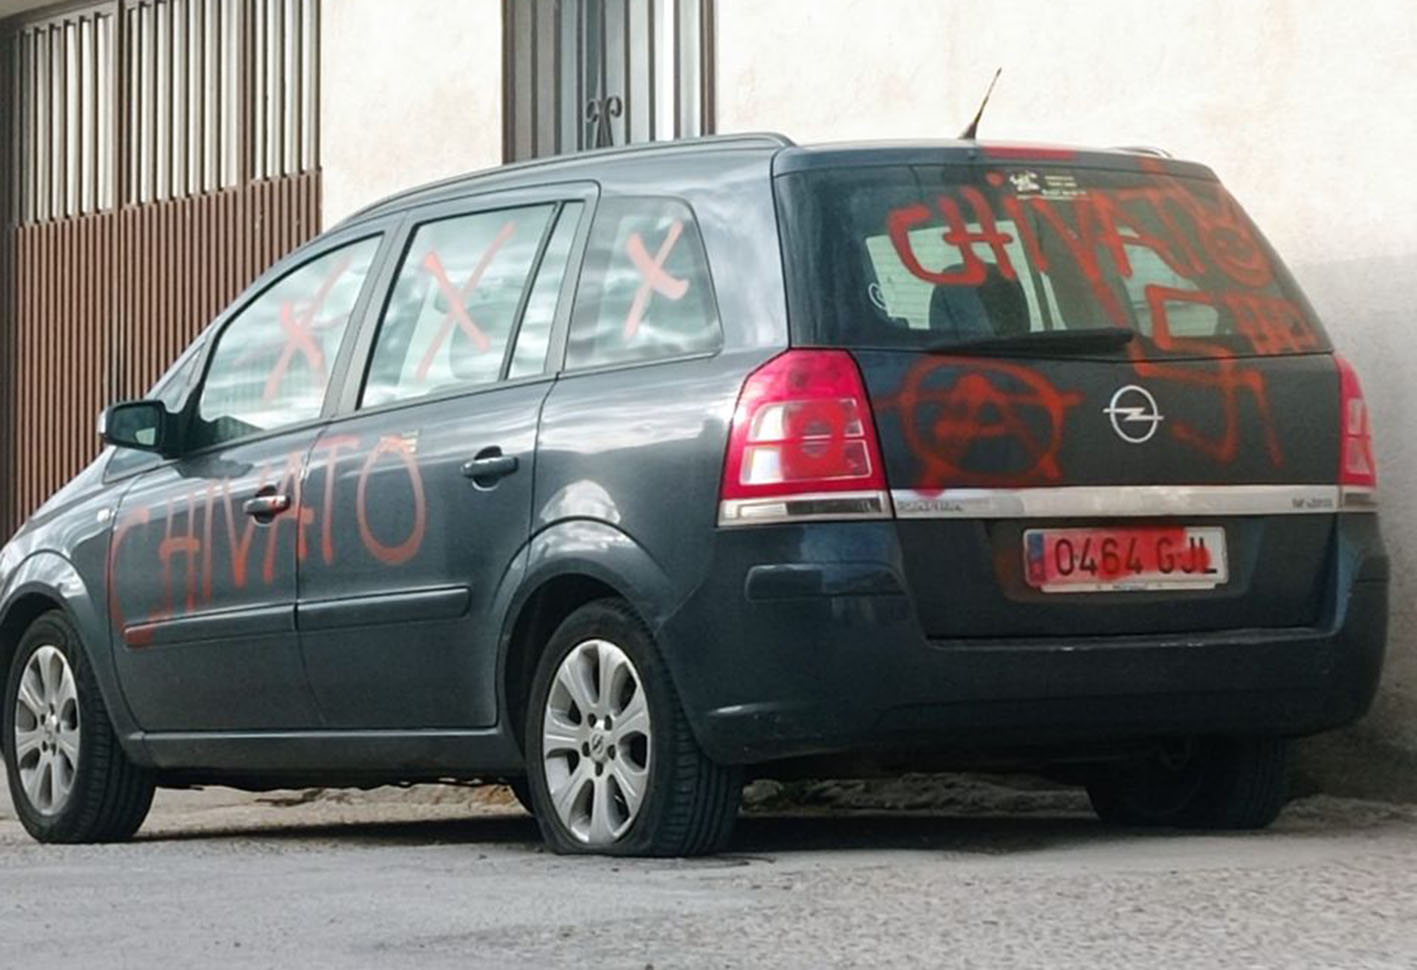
left=566, top=198, right=721, bottom=370
left=194, top=237, right=379, bottom=448
left=508, top=203, right=583, bottom=380
left=775, top=165, right=1329, bottom=357
left=363, top=205, right=554, bottom=407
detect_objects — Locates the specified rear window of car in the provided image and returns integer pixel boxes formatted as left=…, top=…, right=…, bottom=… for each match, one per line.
left=774, top=163, right=1329, bottom=358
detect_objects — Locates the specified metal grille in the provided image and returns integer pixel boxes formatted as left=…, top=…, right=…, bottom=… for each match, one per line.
left=504, top=0, right=715, bottom=162
left=1, top=0, right=322, bottom=538
left=121, top=0, right=245, bottom=203
left=9, top=0, right=319, bottom=220
left=10, top=5, right=117, bottom=221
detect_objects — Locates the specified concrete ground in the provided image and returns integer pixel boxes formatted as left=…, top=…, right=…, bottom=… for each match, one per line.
left=3, top=780, right=1417, bottom=969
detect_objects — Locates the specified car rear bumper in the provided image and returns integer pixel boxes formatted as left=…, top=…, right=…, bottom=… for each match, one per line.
left=661, top=516, right=1388, bottom=766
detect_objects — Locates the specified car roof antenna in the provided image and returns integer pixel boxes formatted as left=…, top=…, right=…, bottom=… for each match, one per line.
left=959, top=67, right=1002, bottom=141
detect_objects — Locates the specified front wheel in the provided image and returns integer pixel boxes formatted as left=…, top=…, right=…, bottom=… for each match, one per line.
left=3, top=611, right=155, bottom=843
left=524, top=599, right=741, bottom=856
left=1087, top=736, right=1289, bottom=830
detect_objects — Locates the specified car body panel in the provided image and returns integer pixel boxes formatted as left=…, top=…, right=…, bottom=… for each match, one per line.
left=0, top=459, right=142, bottom=743
left=661, top=515, right=1386, bottom=765
left=853, top=350, right=1340, bottom=638
left=297, top=380, right=553, bottom=728
left=108, top=429, right=328, bottom=730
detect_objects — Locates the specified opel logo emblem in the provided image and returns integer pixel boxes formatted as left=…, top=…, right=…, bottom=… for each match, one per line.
left=1104, top=385, right=1164, bottom=444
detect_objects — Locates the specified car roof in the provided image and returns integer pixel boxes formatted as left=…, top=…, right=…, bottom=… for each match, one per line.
left=336, top=133, right=1217, bottom=228
left=772, top=140, right=1217, bottom=180
left=337, top=133, right=795, bottom=228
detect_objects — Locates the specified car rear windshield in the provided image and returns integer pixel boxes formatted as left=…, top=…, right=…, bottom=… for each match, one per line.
left=774, top=163, right=1329, bottom=358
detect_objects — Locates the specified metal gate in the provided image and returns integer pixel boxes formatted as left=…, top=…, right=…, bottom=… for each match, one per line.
left=1, top=0, right=321, bottom=538
left=503, top=0, right=715, bottom=162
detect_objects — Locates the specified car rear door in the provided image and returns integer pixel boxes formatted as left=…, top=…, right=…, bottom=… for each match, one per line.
left=109, top=229, right=388, bottom=730
left=774, top=154, right=1362, bottom=640
left=294, top=187, right=592, bottom=728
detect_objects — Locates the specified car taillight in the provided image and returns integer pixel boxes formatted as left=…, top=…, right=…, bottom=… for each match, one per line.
left=719, top=350, right=891, bottom=526
left=1336, top=355, right=1378, bottom=510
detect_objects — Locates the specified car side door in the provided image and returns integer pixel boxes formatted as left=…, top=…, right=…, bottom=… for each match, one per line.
left=294, top=187, right=593, bottom=728
left=108, top=227, right=390, bottom=731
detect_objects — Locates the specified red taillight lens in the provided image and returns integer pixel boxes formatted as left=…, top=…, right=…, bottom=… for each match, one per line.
left=1336, top=355, right=1378, bottom=499
left=719, top=350, right=890, bottom=525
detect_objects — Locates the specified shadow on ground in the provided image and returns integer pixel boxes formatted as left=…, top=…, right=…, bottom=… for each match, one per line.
left=124, top=808, right=1200, bottom=859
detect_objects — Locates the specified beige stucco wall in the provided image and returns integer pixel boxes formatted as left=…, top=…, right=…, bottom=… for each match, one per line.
left=720, top=0, right=1417, bottom=769
left=320, top=0, right=503, bottom=226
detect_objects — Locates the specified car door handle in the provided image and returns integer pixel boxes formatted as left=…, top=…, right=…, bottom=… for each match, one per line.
left=461, top=451, right=519, bottom=485
left=243, top=493, right=291, bottom=518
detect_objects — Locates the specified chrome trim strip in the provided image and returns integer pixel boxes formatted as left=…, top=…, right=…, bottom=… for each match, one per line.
left=892, top=485, right=1356, bottom=519
left=718, top=490, right=892, bottom=527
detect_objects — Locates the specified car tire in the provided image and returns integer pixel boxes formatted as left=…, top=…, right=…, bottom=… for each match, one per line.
left=524, top=598, right=741, bottom=856
left=506, top=777, right=535, bottom=816
left=3, top=611, right=156, bottom=843
left=1087, top=736, right=1288, bottom=831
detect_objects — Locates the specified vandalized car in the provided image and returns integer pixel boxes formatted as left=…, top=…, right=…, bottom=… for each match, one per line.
left=0, top=134, right=1387, bottom=855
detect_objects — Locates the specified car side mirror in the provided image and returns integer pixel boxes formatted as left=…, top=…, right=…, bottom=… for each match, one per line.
left=98, top=400, right=176, bottom=456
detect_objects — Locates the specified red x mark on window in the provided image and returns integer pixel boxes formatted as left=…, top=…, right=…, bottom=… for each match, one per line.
left=258, top=254, right=354, bottom=404
left=414, top=221, right=519, bottom=383
left=623, top=220, right=689, bottom=339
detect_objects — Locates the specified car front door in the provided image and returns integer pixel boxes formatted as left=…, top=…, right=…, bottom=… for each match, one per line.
left=109, top=230, right=388, bottom=731
left=295, top=191, right=591, bottom=728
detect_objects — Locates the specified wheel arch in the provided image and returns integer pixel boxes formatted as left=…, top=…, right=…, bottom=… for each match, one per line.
left=0, top=589, right=65, bottom=679
left=497, top=520, right=682, bottom=757
left=0, top=553, right=143, bottom=747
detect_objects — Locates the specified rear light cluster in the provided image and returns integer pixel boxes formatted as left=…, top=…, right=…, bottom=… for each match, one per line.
left=1336, top=355, right=1378, bottom=510
left=718, top=350, right=891, bottom=526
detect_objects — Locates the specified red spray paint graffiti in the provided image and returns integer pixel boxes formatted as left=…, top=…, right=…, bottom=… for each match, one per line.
left=239, top=253, right=356, bottom=404
left=355, top=435, right=428, bottom=567
left=109, top=434, right=430, bottom=645
left=623, top=220, right=689, bottom=339
left=887, top=187, right=1017, bottom=287
left=1131, top=285, right=1285, bottom=466
left=262, top=450, right=316, bottom=585
left=414, top=220, right=520, bottom=381
left=883, top=172, right=1321, bottom=469
left=312, top=434, right=362, bottom=566
left=879, top=357, right=1084, bottom=489
left=107, top=507, right=151, bottom=646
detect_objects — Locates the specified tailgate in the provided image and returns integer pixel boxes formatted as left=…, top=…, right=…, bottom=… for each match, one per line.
left=856, top=349, right=1338, bottom=638
left=773, top=149, right=1346, bottom=639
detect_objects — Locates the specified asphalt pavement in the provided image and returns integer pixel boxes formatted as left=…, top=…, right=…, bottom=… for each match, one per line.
left=2, top=781, right=1416, bottom=969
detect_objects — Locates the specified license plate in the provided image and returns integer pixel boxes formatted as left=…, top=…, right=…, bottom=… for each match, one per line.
left=1023, top=526, right=1228, bottom=593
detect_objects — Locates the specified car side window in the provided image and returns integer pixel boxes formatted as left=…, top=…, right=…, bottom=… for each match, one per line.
left=193, top=237, right=380, bottom=449
left=362, top=204, right=555, bottom=408
left=507, top=202, right=584, bottom=380
left=565, top=197, right=721, bottom=370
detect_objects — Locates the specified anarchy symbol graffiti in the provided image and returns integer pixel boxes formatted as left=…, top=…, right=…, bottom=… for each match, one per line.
left=880, top=358, right=1084, bottom=489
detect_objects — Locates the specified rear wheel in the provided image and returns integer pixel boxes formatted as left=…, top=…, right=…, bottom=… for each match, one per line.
left=1087, top=736, right=1288, bottom=830
left=3, top=611, right=155, bottom=843
left=525, top=599, right=741, bottom=856
left=506, top=777, right=535, bottom=815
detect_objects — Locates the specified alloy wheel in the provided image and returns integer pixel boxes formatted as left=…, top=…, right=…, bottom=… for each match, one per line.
left=12, top=645, right=81, bottom=816
left=540, top=638, right=652, bottom=845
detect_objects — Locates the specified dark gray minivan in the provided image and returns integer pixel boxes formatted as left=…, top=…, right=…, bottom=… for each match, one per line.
left=0, top=134, right=1387, bottom=855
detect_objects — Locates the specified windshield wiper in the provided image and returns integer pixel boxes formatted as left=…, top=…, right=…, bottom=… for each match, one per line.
left=926, top=328, right=1137, bottom=357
